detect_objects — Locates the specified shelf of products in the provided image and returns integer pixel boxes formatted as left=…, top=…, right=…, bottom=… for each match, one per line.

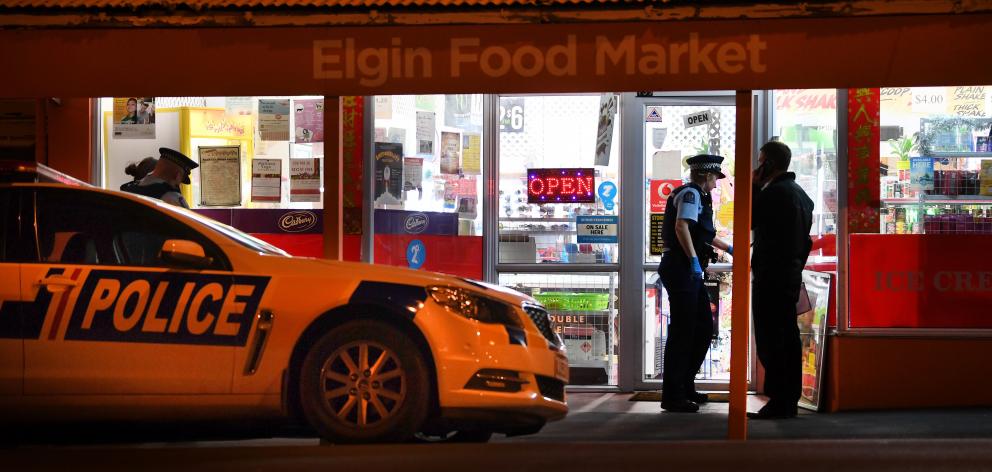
left=499, top=272, right=619, bottom=386
left=879, top=111, right=992, bottom=235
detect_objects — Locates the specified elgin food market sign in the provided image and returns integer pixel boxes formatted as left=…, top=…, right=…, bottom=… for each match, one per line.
left=3, top=15, right=992, bottom=97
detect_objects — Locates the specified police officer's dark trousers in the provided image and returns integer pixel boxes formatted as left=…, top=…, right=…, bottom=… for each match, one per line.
left=752, top=275, right=802, bottom=408
left=658, top=254, right=713, bottom=403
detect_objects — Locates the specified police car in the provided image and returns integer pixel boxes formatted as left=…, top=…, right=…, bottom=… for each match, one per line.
left=0, top=162, right=568, bottom=443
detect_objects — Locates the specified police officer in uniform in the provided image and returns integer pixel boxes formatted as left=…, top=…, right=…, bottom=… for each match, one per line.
left=123, top=147, right=197, bottom=209
left=658, top=154, right=733, bottom=413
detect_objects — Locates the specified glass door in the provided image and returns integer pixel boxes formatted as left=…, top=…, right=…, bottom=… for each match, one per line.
left=495, top=94, right=622, bottom=386
left=623, top=94, right=750, bottom=392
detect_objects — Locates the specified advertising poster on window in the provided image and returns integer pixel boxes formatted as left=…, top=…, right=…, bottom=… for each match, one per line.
left=439, top=131, right=461, bottom=175
left=198, top=145, right=242, bottom=206
left=402, top=157, right=423, bottom=195
left=797, top=271, right=831, bottom=412
left=649, top=214, right=665, bottom=255
left=294, top=99, right=324, bottom=143
left=416, top=111, right=435, bottom=156
left=910, top=157, right=934, bottom=191
left=499, top=97, right=525, bottom=133
left=225, top=97, right=253, bottom=116
left=112, top=97, right=155, bottom=139
left=461, top=134, right=481, bottom=175
left=415, top=95, right=435, bottom=111
left=595, top=94, right=618, bottom=166
left=374, top=96, right=392, bottom=119
left=290, top=158, right=321, bottom=202
left=259, top=99, right=290, bottom=141
left=649, top=179, right=681, bottom=213
left=981, top=161, right=992, bottom=196
left=374, top=142, right=404, bottom=204
left=847, top=88, right=880, bottom=233
left=251, top=158, right=282, bottom=203
left=444, top=95, right=481, bottom=132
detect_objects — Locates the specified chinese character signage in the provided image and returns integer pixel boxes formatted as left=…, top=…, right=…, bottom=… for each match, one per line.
left=847, top=88, right=880, bottom=233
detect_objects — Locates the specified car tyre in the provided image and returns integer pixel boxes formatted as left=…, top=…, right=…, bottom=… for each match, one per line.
left=299, top=319, right=431, bottom=444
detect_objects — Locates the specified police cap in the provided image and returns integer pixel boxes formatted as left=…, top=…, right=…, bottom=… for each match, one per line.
left=687, top=154, right=726, bottom=179
left=159, top=147, right=198, bottom=184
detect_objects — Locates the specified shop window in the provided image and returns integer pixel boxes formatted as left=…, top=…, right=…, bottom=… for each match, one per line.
left=773, top=89, right=838, bottom=262
left=99, top=96, right=332, bottom=259
left=370, top=95, right=485, bottom=279
left=878, top=86, right=992, bottom=236
left=498, top=95, right=620, bottom=264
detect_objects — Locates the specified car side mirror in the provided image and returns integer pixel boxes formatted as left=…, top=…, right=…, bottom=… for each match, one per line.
left=160, top=239, right=213, bottom=269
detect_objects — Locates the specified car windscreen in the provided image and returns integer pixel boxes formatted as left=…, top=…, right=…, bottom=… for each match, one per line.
left=152, top=200, right=291, bottom=257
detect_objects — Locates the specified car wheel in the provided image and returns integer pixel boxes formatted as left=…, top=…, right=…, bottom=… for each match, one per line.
left=299, top=319, right=431, bottom=444
left=413, top=429, right=494, bottom=443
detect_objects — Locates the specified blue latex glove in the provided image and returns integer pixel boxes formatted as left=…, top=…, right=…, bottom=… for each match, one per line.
left=690, top=257, right=704, bottom=280
left=727, top=245, right=734, bottom=256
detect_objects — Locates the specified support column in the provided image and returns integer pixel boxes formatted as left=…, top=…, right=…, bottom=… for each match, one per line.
left=323, top=96, right=344, bottom=260
left=728, top=90, right=754, bottom=440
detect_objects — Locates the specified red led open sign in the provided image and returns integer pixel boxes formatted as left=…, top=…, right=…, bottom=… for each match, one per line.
left=527, top=168, right=595, bottom=204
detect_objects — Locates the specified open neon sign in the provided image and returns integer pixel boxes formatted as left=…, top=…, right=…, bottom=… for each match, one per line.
left=527, top=168, right=595, bottom=203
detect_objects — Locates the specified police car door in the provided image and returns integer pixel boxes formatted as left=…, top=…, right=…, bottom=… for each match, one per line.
left=0, top=188, right=25, bottom=394
left=22, top=187, right=239, bottom=395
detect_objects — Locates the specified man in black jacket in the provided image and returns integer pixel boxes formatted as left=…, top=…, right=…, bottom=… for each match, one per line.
left=748, top=140, right=814, bottom=419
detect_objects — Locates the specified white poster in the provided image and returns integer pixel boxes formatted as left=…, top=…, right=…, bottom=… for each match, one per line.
left=653, top=150, right=683, bottom=180
left=251, top=158, right=282, bottom=203
left=595, top=94, right=618, bottom=166
left=290, top=158, right=321, bottom=202
left=374, top=96, right=392, bottom=119
left=416, top=111, right=436, bottom=155
left=440, top=131, right=461, bottom=175
left=403, top=157, right=424, bottom=193
left=652, top=128, right=669, bottom=149
left=387, top=127, right=406, bottom=145
left=259, top=99, right=290, bottom=141
left=198, top=145, right=242, bottom=206
left=225, top=97, right=254, bottom=116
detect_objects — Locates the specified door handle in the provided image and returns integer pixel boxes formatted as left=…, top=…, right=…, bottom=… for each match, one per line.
left=39, top=276, right=78, bottom=292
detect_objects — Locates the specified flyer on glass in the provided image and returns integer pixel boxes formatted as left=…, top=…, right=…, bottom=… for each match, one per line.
left=290, top=158, right=321, bottom=202
left=403, top=157, right=424, bottom=194
left=439, top=131, right=461, bottom=175
left=259, top=99, right=290, bottom=141
left=416, top=111, right=436, bottom=156
left=225, top=97, right=253, bottom=116
left=595, top=94, right=618, bottom=166
left=374, top=142, right=404, bottom=204
left=294, top=99, right=324, bottom=143
left=461, top=134, right=481, bottom=175
left=198, top=145, right=242, bottom=206
left=113, top=97, right=155, bottom=139
left=251, top=158, right=282, bottom=203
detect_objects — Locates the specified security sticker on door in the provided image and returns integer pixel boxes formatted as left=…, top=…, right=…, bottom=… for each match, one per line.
left=576, top=215, right=618, bottom=244
left=683, top=110, right=711, bottom=129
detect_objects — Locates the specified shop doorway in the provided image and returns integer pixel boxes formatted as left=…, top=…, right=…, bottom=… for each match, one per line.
left=619, top=93, right=757, bottom=393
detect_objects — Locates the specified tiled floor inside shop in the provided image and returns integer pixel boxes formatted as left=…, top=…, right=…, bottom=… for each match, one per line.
left=496, top=392, right=992, bottom=442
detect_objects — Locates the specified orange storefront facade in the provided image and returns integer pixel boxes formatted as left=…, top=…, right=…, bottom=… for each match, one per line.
left=3, top=1, right=992, bottom=434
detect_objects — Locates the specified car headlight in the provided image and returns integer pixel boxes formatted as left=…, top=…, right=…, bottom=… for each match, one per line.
left=428, top=286, right=522, bottom=327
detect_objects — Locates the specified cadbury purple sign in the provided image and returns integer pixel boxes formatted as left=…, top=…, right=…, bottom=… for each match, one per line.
left=193, top=209, right=323, bottom=234
left=374, top=209, right=458, bottom=236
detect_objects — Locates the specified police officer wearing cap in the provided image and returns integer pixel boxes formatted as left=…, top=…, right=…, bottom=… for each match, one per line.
left=658, top=154, right=733, bottom=413
left=123, top=147, right=198, bottom=209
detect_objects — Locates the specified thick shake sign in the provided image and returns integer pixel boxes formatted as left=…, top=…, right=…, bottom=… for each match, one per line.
left=314, top=34, right=767, bottom=86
